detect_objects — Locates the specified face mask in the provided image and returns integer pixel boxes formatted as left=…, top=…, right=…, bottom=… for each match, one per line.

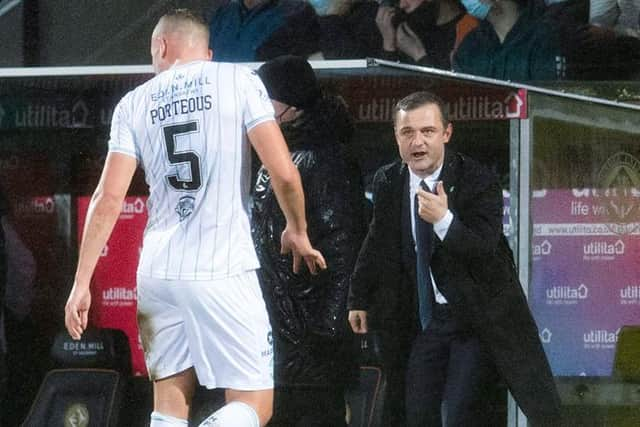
left=308, top=0, right=331, bottom=15
left=461, top=0, right=491, bottom=20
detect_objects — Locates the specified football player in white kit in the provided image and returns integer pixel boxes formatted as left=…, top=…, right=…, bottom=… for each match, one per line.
left=64, top=9, right=326, bottom=427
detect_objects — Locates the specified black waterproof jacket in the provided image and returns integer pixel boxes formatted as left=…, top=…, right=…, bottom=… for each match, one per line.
left=252, top=94, right=365, bottom=387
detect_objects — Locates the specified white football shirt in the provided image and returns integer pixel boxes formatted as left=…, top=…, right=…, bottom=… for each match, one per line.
left=108, top=61, right=274, bottom=280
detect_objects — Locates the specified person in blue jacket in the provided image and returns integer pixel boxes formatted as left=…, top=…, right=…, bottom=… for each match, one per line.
left=209, top=0, right=321, bottom=62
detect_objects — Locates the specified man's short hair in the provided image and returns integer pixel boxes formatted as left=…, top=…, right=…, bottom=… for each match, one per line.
left=159, top=8, right=209, bottom=38
left=393, top=91, right=449, bottom=127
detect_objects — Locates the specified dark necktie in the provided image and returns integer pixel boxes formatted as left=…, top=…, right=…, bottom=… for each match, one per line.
left=415, top=181, right=435, bottom=330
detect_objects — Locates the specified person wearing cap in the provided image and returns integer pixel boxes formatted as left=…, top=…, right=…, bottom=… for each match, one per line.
left=252, top=55, right=366, bottom=427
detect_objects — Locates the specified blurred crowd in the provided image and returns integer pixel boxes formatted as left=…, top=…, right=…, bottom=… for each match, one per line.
left=208, top=0, right=640, bottom=80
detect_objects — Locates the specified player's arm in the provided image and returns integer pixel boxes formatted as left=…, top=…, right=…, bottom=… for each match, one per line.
left=248, top=120, right=326, bottom=274
left=65, top=152, right=137, bottom=339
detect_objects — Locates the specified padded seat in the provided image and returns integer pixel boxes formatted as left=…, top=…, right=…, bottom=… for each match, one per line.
left=49, top=328, right=131, bottom=374
left=21, top=369, right=123, bottom=427
left=21, top=328, right=135, bottom=427
left=345, top=365, right=386, bottom=427
left=345, top=333, right=387, bottom=427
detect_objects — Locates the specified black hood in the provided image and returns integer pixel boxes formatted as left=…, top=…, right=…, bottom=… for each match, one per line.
left=280, top=93, right=354, bottom=151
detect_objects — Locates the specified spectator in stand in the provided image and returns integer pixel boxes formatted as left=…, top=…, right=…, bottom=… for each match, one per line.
left=315, top=0, right=384, bottom=59
left=308, top=0, right=353, bottom=15
left=452, top=0, right=568, bottom=80
left=560, top=20, right=640, bottom=79
left=543, top=0, right=640, bottom=79
left=208, top=0, right=322, bottom=62
left=544, top=0, right=589, bottom=24
left=590, top=0, right=640, bottom=37
left=376, top=0, right=478, bottom=68
left=453, top=0, right=640, bottom=80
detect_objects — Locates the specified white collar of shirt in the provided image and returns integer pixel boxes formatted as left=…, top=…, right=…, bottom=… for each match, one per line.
left=409, top=164, right=442, bottom=239
left=409, top=164, right=442, bottom=197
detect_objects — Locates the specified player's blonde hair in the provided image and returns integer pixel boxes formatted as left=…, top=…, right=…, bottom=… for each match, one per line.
left=156, top=8, right=209, bottom=43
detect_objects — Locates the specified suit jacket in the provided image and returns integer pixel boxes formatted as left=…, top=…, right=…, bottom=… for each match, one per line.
left=348, top=149, right=561, bottom=424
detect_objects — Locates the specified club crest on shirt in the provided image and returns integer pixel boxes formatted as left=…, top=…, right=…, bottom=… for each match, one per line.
left=175, top=196, right=195, bottom=221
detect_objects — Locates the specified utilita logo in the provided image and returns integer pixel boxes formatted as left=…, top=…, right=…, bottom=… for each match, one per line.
left=571, top=188, right=640, bottom=198
left=14, top=197, right=55, bottom=216
left=532, top=240, right=552, bottom=257
left=102, top=287, right=137, bottom=307
left=13, top=100, right=90, bottom=128
left=620, top=285, right=640, bottom=305
left=102, top=287, right=137, bottom=301
left=546, top=284, right=589, bottom=304
left=120, top=198, right=145, bottom=219
left=583, top=240, right=624, bottom=256
left=584, top=328, right=620, bottom=344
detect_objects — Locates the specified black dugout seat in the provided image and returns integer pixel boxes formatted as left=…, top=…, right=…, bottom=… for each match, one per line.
left=21, top=369, right=123, bottom=427
left=345, top=332, right=387, bottom=427
left=21, top=328, right=131, bottom=427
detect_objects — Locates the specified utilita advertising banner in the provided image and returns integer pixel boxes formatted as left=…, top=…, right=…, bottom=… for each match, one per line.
left=326, top=74, right=528, bottom=123
left=527, top=185, right=640, bottom=376
left=77, top=196, right=148, bottom=376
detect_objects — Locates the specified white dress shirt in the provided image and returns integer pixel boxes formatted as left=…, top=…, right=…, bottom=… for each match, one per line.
left=409, top=166, right=453, bottom=304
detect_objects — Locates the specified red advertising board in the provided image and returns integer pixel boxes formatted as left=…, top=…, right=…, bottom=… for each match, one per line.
left=326, top=74, right=528, bottom=122
left=77, top=196, right=148, bottom=376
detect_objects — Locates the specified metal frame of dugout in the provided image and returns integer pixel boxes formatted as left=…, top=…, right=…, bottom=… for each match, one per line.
left=0, top=59, right=639, bottom=427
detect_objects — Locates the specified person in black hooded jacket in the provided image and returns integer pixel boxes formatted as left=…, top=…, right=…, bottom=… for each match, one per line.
left=253, top=55, right=366, bottom=427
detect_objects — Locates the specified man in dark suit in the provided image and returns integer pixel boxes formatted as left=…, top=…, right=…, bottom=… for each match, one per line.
left=348, top=91, right=561, bottom=426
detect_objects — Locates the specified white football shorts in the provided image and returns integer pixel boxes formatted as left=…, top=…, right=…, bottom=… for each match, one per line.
left=136, top=270, right=274, bottom=390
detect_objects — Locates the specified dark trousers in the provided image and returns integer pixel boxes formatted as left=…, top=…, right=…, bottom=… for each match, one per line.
left=268, top=386, right=347, bottom=427
left=405, top=304, right=498, bottom=427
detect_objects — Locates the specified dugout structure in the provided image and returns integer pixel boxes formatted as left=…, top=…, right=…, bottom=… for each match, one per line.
left=0, top=60, right=639, bottom=427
